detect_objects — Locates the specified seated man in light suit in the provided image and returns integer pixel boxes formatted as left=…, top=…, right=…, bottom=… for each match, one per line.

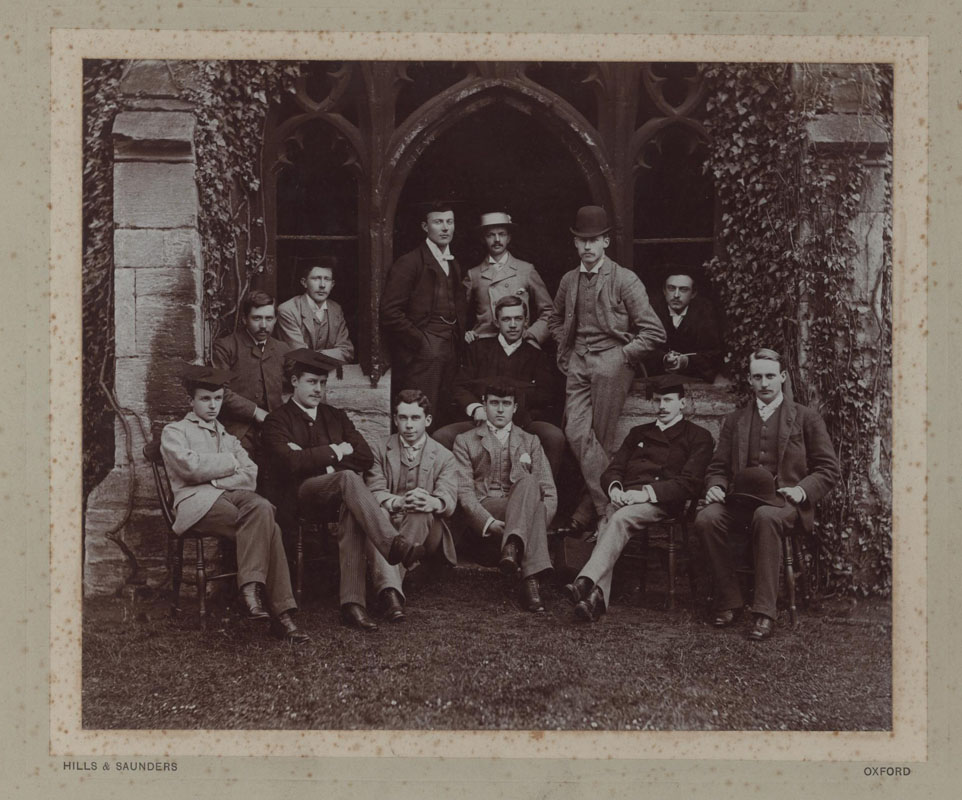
left=564, top=377, right=714, bottom=622
left=695, top=347, right=840, bottom=641
left=276, top=256, right=355, bottom=362
left=160, top=364, right=307, bottom=642
left=453, top=383, right=557, bottom=613
left=360, top=389, right=459, bottom=623
left=259, top=349, right=423, bottom=632
left=462, top=211, right=553, bottom=347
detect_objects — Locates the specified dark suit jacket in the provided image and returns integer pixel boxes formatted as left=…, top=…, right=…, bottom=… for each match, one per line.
left=600, top=419, right=714, bottom=514
left=705, top=397, right=841, bottom=531
left=211, top=330, right=292, bottom=445
left=259, top=399, right=374, bottom=525
left=644, top=294, right=723, bottom=382
left=379, top=242, right=467, bottom=363
left=451, top=337, right=561, bottom=427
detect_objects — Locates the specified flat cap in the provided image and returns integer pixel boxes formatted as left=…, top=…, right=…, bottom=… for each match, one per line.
left=180, top=364, right=231, bottom=389
left=285, top=348, right=345, bottom=374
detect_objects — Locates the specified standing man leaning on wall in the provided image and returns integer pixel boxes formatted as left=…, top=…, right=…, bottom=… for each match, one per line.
left=380, top=200, right=466, bottom=430
left=548, top=205, right=666, bottom=539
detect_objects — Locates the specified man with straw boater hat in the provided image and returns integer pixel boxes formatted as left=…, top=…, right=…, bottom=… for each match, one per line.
left=695, top=347, right=840, bottom=640
left=462, top=211, right=554, bottom=348
left=548, top=205, right=666, bottom=540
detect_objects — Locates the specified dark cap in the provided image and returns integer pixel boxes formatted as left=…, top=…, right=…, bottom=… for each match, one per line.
left=180, top=364, right=231, bottom=390
left=647, top=375, right=687, bottom=399
left=285, top=348, right=345, bottom=375
left=728, top=467, right=786, bottom=508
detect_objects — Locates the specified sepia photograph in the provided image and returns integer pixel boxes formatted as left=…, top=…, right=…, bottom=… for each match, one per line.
left=76, top=53, right=896, bottom=735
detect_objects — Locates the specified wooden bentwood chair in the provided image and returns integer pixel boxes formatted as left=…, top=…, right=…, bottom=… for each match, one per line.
left=143, top=440, right=237, bottom=623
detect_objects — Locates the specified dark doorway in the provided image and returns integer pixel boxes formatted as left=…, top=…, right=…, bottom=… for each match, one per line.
left=395, top=102, right=592, bottom=296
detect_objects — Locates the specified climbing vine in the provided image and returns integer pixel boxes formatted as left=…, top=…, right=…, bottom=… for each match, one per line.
left=703, top=63, right=893, bottom=596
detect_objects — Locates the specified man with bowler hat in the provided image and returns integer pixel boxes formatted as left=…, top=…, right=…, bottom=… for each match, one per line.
left=380, top=199, right=466, bottom=429
left=695, top=347, right=840, bottom=640
left=548, top=205, right=666, bottom=539
left=565, top=376, right=714, bottom=622
left=462, top=211, right=554, bottom=347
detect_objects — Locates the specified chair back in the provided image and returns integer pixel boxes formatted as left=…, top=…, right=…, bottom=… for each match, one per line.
left=143, top=440, right=177, bottom=531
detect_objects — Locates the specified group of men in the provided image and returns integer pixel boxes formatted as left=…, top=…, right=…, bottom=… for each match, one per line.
left=159, top=200, right=840, bottom=645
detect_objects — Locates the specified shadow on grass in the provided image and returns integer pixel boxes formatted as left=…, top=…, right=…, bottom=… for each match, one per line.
left=83, top=567, right=891, bottom=731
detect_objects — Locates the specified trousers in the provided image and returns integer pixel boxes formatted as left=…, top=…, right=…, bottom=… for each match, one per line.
left=695, top=500, right=801, bottom=620
left=577, top=501, right=670, bottom=607
left=190, top=489, right=296, bottom=615
left=563, top=347, right=636, bottom=522
left=474, top=474, right=552, bottom=579
left=367, top=510, right=447, bottom=600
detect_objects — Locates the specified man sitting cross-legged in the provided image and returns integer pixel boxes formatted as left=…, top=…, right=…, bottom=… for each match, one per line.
left=358, top=389, right=459, bottom=623
left=259, top=348, right=424, bottom=632
left=565, top=377, right=714, bottom=622
left=160, top=364, right=307, bottom=642
left=453, top=383, right=557, bottom=612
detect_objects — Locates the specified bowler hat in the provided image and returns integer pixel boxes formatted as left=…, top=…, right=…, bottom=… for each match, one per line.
left=180, top=363, right=231, bottom=390
left=285, top=348, right=345, bottom=375
left=477, top=211, right=517, bottom=231
left=570, top=205, right=612, bottom=238
left=728, top=467, right=786, bottom=508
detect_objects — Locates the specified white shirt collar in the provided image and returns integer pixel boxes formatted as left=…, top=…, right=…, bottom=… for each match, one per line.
left=186, top=411, right=221, bottom=432
left=655, top=413, right=684, bottom=432
left=756, top=393, right=784, bottom=421
left=400, top=434, right=427, bottom=451
left=485, top=421, right=513, bottom=442
left=579, top=256, right=606, bottom=275
left=669, top=306, right=689, bottom=326
left=425, top=238, right=453, bottom=268
left=292, top=399, right=318, bottom=420
left=498, top=333, right=524, bottom=356
left=487, top=252, right=509, bottom=267
left=305, top=295, right=328, bottom=317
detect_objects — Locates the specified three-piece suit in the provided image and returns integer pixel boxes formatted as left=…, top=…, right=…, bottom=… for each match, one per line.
left=453, top=424, right=557, bottom=579
left=548, top=257, right=666, bottom=522
left=359, top=434, right=459, bottom=600
left=695, top=397, right=840, bottom=619
left=276, top=293, right=355, bottom=362
left=160, top=412, right=296, bottom=614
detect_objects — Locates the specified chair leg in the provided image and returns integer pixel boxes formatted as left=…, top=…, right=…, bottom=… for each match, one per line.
left=296, top=524, right=305, bottom=607
left=783, top=536, right=797, bottom=627
left=195, top=539, right=208, bottom=623
left=171, top=536, right=185, bottom=616
left=666, top=524, right=678, bottom=610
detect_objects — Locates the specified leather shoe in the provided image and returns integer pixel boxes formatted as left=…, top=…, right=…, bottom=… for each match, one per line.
left=553, top=520, right=588, bottom=538
left=380, top=588, right=406, bottom=623
left=239, top=582, right=269, bottom=621
left=520, top=575, right=545, bottom=613
left=271, top=612, right=309, bottom=643
left=387, top=535, right=426, bottom=569
left=748, top=615, right=774, bottom=641
left=499, top=538, right=522, bottom=576
left=563, top=576, right=593, bottom=605
left=340, top=603, right=378, bottom=632
left=574, top=586, right=605, bottom=623
left=712, top=609, right=739, bottom=628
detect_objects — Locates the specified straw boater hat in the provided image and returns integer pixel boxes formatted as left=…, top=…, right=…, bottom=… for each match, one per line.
left=477, top=211, right=518, bottom=232
left=570, top=205, right=612, bottom=238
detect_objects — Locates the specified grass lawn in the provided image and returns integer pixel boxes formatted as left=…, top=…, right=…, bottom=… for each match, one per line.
left=83, top=564, right=891, bottom=731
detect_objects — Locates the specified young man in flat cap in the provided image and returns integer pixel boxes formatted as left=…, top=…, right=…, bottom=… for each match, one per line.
left=212, top=290, right=292, bottom=458
left=358, top=389, right=459, bottom=623
left=453, top=382, right=557, bottom=613
left=642, top=268, right=724, bottom=384
left=160, top=364, right=307, bottom=642
left=380, top=199, right=466, bottom=429
left=277, top=256, right=355, bottom=362
left=695, top=348, right=840, bottom=640
left=259, top=349, right=424, bottom=631
left=564, top=377, right=714, bottom=622
left=548, top=205, right=667, bottom=539
left=434, top=295, right=565, bottom=476
left=462, top=211, right=553, bottom=348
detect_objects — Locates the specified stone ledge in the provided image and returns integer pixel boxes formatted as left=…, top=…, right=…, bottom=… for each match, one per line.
left=113, top=111, right=196, bottom=162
